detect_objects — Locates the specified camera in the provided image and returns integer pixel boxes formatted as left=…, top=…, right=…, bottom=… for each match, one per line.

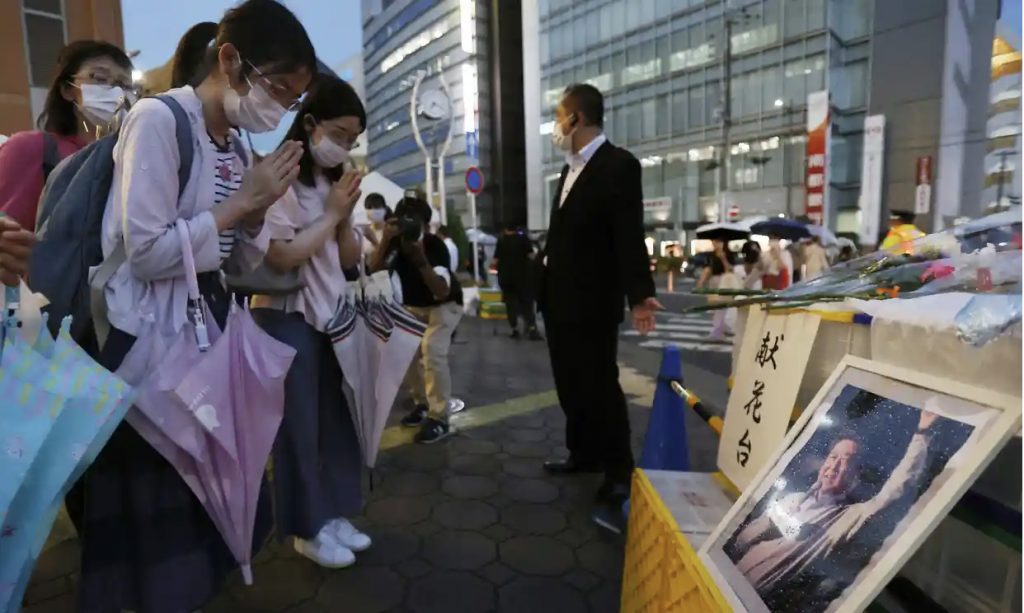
left=396, top=216, right=422, bottom=242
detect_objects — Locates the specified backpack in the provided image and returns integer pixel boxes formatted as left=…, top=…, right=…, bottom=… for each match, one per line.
left=28, top=96, right=195, bottom=348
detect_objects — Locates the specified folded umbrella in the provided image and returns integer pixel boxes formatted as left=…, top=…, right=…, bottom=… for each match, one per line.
left=173, top=298, right=294, bottom=585
left=369, top=272, right=426, bottom=467
left=0, top=316, right=134, bottom=613
left=359, top=273, right=395, bottom=468
left=327, top=284, right=368, bottom=459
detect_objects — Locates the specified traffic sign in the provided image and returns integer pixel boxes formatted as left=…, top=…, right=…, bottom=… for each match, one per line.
left=465, top=131, right=479, bottom=160
left=465, top=166, right=484, bottom=194
left=727, top=204, right=741, bottom=220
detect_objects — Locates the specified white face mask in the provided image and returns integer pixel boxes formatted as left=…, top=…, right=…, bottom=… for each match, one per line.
left=223, top=64, right=288, bottom=134
left=368, top=208, right=386, bottom=223
left=310, top=134, right=349, bottom=168
left=78, top=84, right=130, bottom=127
left=551, top=119, right=575, bottom=152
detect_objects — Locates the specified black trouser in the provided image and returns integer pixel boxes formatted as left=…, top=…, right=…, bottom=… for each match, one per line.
left=503, top=287, right=537, bottom=331
left=545, top=320, right=634, bottom=488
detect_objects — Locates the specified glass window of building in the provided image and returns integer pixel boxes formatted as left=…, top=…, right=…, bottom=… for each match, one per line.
left=600, top=3, right=613, bottom=42
left=672, top=89, right=688, bottom=132
left=610, top=0, right=626, bottom=39
left=807, top=0, right=826, bottom=31
left=762, top=63, right=783, bottom=108
left=689, top=84, right=705, bottom=129
left=705, top=81, right=721, bottom=126
left=784, top=0, right=807, bottom=38
left=642, top=98, right=657, bottom=141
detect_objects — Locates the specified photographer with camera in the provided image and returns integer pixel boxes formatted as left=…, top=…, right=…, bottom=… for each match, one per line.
left=368, top=195, right=463, bottom=444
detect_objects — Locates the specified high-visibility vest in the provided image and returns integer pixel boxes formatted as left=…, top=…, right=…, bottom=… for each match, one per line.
left=880, top=224, right=925, bottom=254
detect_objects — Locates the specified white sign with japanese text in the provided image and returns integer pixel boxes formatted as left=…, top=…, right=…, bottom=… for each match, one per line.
left=717, top=308, right=822, bottom=491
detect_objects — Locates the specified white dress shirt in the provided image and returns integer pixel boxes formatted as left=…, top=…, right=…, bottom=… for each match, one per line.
left=559, top=133, right=607, bottom=207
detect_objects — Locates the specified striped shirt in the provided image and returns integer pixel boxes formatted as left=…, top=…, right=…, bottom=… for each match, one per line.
left=205, top=131, right=244, bottom=261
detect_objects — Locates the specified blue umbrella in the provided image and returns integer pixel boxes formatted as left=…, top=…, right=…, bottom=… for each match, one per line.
left=750, top=218, right=812, bottom=241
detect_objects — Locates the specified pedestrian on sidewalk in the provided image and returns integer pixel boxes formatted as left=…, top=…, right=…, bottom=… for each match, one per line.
left=67, top=4, right=316, bottom=612
left=695, top=239, right=736, bottom=339
left=0, top=40, right=135, bottom=231
left=251, top=74, right=372, bottom=569
left=536, top=84, right=661, bottom=534
left=361, top=192, right=392, bottom=259
left=495, top=226, right=542, bottom=340
left=368, top=196, right=464, bottom=444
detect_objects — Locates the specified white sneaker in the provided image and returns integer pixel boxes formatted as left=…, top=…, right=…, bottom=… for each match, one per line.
left=293, top=527, right=356, bottom=568
left=327, top=517, right=372, bottom=552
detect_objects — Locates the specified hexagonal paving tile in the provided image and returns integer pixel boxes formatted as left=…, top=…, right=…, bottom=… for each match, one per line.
left=391, top=445, right=452, bottom=472
left=452, top=438, right=501, bottom=455
left=502, top=441, right=551, bottom=459
left=433, top=499, right=498, bottom=530
left=481, top=523, right=516, bottom=542
left=458, top=425, right=504, bottom=441
left=316, top=566, right=405, bottom=613
left=420, top=530, right=496, bottom=570
left=228, top=558, right=323, bottom=611
left=442, top=475, right=499, bottom=499
left=407, top=570, right=495, bottom=613
left=504, top=413, right=547, bottom=429
left=499, top=535, right=576, bottom=576
left=577, top=540, right=624, bottom=581
left=501, top=458, right=546, bottom=479
left=562, top=568, right=602, bottom=593
left=477, top=561, right=518, bottom=586
left=367, top=496, right=434, bottom=526
left=498, top=577, right=587, bottom=613
left=589, top=582, right=623, bottom=613
left=449, top=454, right=503, bottom=476
left=354, top=528, right=421, bottom=565
left=411, top=520, right=445, bottom=537
left=395, top=557, right=434, bottom=579
left=501, top=478, right=560, bottom=504
left=381, top=472, right=440, bottom=497
left=505, top=428, right=549, bottom=444
left=500, top=503, right=566, bottom=535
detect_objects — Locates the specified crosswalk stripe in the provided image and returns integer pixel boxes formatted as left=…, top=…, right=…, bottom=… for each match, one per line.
left=638, top=339, right=733, bottom=353
left=622, top=330, right=731, bottom=343
left=648, top=323, right=715, bottom=333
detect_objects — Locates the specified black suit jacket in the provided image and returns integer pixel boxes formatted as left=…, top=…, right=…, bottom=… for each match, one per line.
left=537, top=139, right=655, bottom=327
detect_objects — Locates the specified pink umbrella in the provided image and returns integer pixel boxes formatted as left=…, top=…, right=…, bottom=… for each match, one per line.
left=173, top=298, right=295, bottom=585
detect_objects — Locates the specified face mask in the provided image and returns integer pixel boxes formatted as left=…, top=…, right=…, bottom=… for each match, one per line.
left=78, top=84, right=128, bottom=127
left=551, top=118, right=575, bottom=152
left=310, top=133, right=349, bottom=168
left=223, top=62, right=288, bottom=134
left=368, top=208, right=386, bottom=223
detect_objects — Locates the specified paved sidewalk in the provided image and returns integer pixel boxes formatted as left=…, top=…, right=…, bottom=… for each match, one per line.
left=23, top=317, right=699, bottom=613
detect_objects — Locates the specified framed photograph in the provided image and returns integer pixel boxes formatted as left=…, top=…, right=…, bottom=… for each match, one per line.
left=698, top=355, right=1022, bottom=613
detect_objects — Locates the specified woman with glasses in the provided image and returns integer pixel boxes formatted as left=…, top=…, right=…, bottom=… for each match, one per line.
left=251, top=73, right=368, bottom=568
left=70, top=2, right=318, bottom=611
left=0, top=40, right=134, bottom=231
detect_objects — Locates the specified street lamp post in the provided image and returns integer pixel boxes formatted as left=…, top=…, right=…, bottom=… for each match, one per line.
left=715, top=6, right=755, bottom=222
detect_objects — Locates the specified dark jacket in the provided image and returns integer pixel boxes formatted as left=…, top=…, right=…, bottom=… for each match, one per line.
left=537, top=139, right=655, bottom=326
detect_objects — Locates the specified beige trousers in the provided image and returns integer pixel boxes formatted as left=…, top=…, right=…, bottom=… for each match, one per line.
left=403, top=302, right=463, bottom=421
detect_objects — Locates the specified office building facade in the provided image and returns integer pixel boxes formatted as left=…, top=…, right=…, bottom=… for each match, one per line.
left=0, top=0, right=125, bottom=136
left=522, top=0, right=999, bottom=248
left=362, top=0, right=527, bottom=228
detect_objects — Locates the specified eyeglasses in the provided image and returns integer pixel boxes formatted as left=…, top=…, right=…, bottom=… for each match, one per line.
left=247, top=61, right=304, bottom=111
left=322, top=126, right=361, bottom=149
left=73, top=69, right=134, bottom=92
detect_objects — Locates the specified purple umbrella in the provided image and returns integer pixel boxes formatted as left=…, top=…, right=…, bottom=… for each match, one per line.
left=173, top=299, right=295, bottom=584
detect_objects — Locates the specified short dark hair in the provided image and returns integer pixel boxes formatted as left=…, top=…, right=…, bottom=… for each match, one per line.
left=563, top=83, right=604, bottom=128
left=364, top=193, right=386, bottom=209
left=38, top=40, right=134, bottom=135
left=395, top=196, right=433, bottom=226
left=437, top=225, right=449, bottom=238
left=283, top=73, right=366, bottom=186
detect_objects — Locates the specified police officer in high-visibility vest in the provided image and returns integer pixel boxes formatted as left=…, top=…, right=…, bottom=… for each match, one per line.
left=880, top=210, right=925, bottom=254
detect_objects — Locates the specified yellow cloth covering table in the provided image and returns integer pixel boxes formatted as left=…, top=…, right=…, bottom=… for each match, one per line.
left=621, top=470, right=735, bottom=612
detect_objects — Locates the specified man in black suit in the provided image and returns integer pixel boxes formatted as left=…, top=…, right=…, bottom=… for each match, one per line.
left=537, top=84, right=662, bottom=533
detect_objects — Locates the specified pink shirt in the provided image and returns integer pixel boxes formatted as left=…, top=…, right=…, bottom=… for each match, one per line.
left=0, top=131, right=86, bottom=231
left=253, top=177, right=349, bottom=331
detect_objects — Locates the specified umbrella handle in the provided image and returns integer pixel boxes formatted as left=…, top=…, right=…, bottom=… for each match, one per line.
left=241, top=563, right=253, bottom=585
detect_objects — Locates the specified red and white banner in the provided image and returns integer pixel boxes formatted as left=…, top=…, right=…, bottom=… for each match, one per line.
left=858, top=115, right=886, bottom=246
left=804, top=90, right=831, bottom=226
left=914, top=156, right=933, bottom=215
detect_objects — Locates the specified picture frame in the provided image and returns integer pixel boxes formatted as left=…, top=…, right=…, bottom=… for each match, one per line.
left=698, top=355, right=1022, bottom=613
